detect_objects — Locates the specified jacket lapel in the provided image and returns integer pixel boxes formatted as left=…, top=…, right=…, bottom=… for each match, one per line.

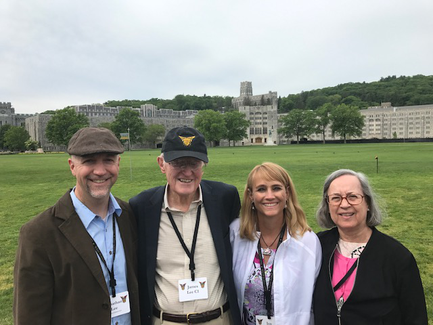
left=201, top=182, right=226, bottom=261
left=143, top=186, right=165, bottom=304
left=56, top=192, right=109, bottom=295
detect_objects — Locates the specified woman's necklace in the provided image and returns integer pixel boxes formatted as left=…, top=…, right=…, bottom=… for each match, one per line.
left=260, top=231, right=282, bottom=256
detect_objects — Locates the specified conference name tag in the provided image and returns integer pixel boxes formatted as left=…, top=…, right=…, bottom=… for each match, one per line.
left=111, top=290, right=130, bottom=318
left=178, top=277, right=209, bottom=302
left=256, top=315, right=275, bottom=325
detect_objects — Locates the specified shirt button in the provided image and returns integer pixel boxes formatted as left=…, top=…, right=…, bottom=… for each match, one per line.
left=109, top=251, right=113, bottom=255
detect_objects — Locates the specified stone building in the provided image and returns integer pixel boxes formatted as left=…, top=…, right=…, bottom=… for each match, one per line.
left=73, top=103, right=197, bottom=130
left=25, top=114, right=64, bottom=151
left=233, top=82, right=279, bottom=145
left=0, top=102, right=33, bottom=128
left=359, top=103, right=432, bottom=139
left=306, top=102, right=433, bottom=142
left=23, top=103, right=198, bottom=151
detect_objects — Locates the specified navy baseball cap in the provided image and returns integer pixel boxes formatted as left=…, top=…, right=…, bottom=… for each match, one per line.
left=161, top=127, right=208, bottom=163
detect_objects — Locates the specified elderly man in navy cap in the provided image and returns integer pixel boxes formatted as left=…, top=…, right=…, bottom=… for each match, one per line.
left=130, top=126, right=241, bottom=325
left=14, top=127, right=140, bottom=325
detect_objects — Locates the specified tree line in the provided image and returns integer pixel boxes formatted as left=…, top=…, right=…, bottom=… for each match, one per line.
left=279, top=104, right=364, bottom=144
left=104, top=75, right=433, bottom=114
left=279, top=74, right=433, bottom=113
left=104, top=94, right=234, bottom=112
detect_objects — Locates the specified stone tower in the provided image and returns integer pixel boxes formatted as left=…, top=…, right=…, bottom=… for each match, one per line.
left=240, top=81, right=253, bottom=97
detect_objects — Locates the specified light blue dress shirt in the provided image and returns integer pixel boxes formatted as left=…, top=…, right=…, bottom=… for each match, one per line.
left=70, top=188, right=131, bottom=325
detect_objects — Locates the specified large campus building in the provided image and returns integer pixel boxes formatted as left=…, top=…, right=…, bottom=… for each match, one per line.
left=305, top=102, right=433, bottom=142
left=2, top=83, right=433, bottom=150
left=0, top=102, right=32, bottom=128
left=24, top=104, right=198, bottom=151
left=232, top=81, right=279, bottom=145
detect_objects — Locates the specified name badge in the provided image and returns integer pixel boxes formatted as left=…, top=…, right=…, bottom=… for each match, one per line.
left=178, top=277, right=209, bottom=302
left=110, top=290, right=131, bottom=318
left=256, top=315, right=275, bottom=325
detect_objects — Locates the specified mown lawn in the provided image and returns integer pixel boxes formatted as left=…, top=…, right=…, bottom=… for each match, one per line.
left=1, top=142, right=432, bottom=324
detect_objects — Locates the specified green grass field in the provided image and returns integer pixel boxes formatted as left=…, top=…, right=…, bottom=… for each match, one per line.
left=1, top=142, right=432, bottom=324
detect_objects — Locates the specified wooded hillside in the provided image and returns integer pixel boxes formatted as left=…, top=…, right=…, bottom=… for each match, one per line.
left=104, top=75, right=433, bottom=113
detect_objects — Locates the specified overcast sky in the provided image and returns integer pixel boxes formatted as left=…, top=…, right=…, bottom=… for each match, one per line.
left=1, top=0, right=433, bottom=114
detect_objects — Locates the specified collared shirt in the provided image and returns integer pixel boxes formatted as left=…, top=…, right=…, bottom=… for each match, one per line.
left=154, top=184, right=227, bottom=314
left=70, top=188, right=131, bottom=325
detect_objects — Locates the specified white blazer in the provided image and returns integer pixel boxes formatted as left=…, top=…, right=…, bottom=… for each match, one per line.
left=229, top=218, right=322, bottom=325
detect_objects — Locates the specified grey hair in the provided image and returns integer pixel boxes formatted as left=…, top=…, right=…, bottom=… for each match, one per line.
left=316, top=169, right=383, bottom=229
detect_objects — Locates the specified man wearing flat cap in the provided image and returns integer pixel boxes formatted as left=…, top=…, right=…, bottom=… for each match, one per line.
left=14, top=127, right=140, bottom=325
left=130, top=126, right=241, bottom=325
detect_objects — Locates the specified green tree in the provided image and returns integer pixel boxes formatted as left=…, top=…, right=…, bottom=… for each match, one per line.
left=194, top=110, right=226, bottom=147
left=4, top=126, right=30, bottom=151
left=278, top=109, right=316, bottom=144
left=25, top=139, right=39, bottom=151
left=111, top=108, right=146, bottom=145
left=223, top=111, right=250, bottom=146
left=0, top=124, right=12, bottom=149
left=143, top=124, right=165, bottom=148
left=315, top=103, right=333, bottom=144
left=330, top=104, right=365, bottom=143
left=46, top=107, right=89, bottom=146
left=306, top=95, right=328, bottom=110
left=98, top=122, right=113, bottom=130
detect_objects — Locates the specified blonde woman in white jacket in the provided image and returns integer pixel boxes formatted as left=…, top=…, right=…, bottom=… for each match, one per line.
left=230, top=162, right=322, bottom=325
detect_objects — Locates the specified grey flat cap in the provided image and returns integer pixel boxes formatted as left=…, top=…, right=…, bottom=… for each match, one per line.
left=67, top=127, right=124, bottom=156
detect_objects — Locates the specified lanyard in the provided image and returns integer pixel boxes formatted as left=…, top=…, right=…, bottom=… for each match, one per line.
left=333, top=259, right=358, bottom=292
left=167, top=204, right=202, bottom=281
left=92, top=213, right=117, bottom=297
left=257, top=224, right=286, bottom=319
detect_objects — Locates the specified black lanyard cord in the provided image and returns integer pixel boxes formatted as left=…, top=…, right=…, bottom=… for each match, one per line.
left=333, top=258, right=358, bottom=292
left=257, top=223, right=286, bottom=319
left=167, top=204, right=202, bottom=281
left=92, top=213, right=117, bottom=297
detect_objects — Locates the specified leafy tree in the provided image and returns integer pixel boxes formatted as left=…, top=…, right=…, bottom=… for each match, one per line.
left=194, top=110, right=226, bottom=147
left=111, top=108, right=146, bottom=145
left=25, top=139, right=39, bottom=151
left=98, top=122, right=113, bottom=130
left=278, top=109, right=316, bottom=144
left=279, top=75, right=433, bottom=112
left=223, top=111, right=250, bottom=146
left=4, top=126, right=30, bottom=151
left=143, top=124, right=165, bottom=148
left=330, top=104, right=365, bottom=143
left=278, top=97, right=296, bottom=113
left=46, top=107, right=89, bottom=146
left=0, top=124, right=12, bottom=149
left=306, top=95, right=328, bottom=110
left=315, top=103, right=333, bottom=144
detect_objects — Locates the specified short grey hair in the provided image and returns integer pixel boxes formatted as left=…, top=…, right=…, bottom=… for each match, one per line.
left=316, top=169, right=383, bottom=229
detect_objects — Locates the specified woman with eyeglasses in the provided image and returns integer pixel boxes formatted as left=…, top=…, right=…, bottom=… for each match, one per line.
left=230, top=162, right=322, bottom=324
left=313, top=169, right=427, bottom=325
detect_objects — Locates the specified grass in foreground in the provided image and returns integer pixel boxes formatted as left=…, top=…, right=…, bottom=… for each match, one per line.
left=1, top=142, right=432, bottom=324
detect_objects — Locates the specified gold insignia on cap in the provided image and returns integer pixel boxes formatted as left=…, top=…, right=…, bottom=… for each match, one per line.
left=179, top=135, right=195, bottom=147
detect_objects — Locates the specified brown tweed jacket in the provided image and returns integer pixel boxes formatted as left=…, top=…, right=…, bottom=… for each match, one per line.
left=13, top=190, right=140, bottom=325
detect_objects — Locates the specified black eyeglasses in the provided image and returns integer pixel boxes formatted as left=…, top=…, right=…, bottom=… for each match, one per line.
left=326, top=194, right=364, bottom=206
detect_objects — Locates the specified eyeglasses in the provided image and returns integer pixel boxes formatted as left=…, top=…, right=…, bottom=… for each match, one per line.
left=168, top=159, right=204, bottom=171
left=326, top=194, right=364, bottom=206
